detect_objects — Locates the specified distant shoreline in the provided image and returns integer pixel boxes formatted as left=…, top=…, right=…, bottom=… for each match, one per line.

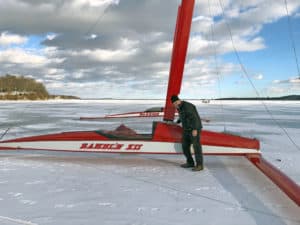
left=0, top=94, right=80, bottom=101
left=0, top=95, right=299, bottom=101
left=80, top=95, right=300, bottom=101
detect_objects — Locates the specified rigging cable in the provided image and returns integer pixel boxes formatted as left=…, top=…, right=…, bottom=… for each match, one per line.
left=218, top=0, right=300, bottom=151
left=83, top=2, right=115, bottom=38
left=0, top=128, right=10, bottom=140
left=284, top=0, right=300, bottom=79
left=208, top=0, right=227, bottom=132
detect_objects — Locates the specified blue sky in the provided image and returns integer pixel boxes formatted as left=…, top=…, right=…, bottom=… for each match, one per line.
left=0, top=0, right=300, bottom=99
left=219, top=15, right=300, bottom=97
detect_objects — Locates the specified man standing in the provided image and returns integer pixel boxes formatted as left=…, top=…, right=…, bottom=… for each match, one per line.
left=171, top=95, right=203, bottom=171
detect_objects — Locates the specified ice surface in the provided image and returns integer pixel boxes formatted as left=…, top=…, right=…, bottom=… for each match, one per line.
left=0, top=100, right=299, bottom=225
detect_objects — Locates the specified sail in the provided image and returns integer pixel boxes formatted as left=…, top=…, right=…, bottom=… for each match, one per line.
left=163, top=0, right=195, bottom=121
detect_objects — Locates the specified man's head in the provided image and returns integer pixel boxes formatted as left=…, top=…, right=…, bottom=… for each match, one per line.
left=171, top=95, right=181, bottom=108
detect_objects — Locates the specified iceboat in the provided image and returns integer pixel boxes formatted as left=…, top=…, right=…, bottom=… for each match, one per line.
left=0, top=0, right=299, bottom=206
left=0, top=121, right=259, bottom=155
left=79, top=107, right=210, bottom=122
left=79, top=107, right=177, bottom=120
left=0, top=0, right=256, bottom=156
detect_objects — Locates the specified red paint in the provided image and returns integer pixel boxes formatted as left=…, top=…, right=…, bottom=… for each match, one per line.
left=164, top=0, right=195, bottom=121
left=2, top=131, right=109, bottom=142
left=246, top=154, right=300, bottom=206
left=201, top=130, right=259, bottom=150
left=80, top=110, right=179, bottom=120
left=0, top=146, right=259, bottom=156
left=152, top=122, right=259, bottom=149
left=1, top=122, right=259, bottom=150
left=80, top=143, right=124, bottom=150
left=125, top=144, right=143, bottom=151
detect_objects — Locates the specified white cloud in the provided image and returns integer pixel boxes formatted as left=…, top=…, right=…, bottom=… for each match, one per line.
left=85, top=34, right=98, bottom=40
left=44, top=73, right=66, bottom=81
left=192, top=16, right=211, bottom=23
left=73, top=69, right=94, bottom=79
left=253, top=73, right=263, bottom=80
left=0, top=31, right=27, bottom=46
left=0, top=48, right=47, bottom=66
left=187, top=34, right=265, bottom=58
left=120, top=37, right=139, bottom=49
left=71, top=47, right=139, bottom=62
left=46, top=33, right=58, bottom=41
left=268, top=76, right=300, bottom=96
left=220, top=37, right=265, bottom=53
left=72, top=0, right=119, bottom=8
left=65, top=37, right=140, bottom=63
left=268, top=86, right=287, bottom=95
left=290, top=78, right=300, bottom=83
left=272, top=77, right=300, bottom=84
left=155, top=42, right=172, bottom=54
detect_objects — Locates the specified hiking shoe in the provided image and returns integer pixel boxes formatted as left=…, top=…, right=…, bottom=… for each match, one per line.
left=180, top=163, right=194, bottom=168
left=192, top=165, right=204, bottom=171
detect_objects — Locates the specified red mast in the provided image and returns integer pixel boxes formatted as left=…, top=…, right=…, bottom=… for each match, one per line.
left=163, top=0, right=195, bottom=121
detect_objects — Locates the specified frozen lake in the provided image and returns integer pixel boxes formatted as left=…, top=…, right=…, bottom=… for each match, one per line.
left=0, top=100, right=299, bottom=225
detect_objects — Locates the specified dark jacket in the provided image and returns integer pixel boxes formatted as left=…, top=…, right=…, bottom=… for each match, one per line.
left=177, top=101, right=202, bottom=131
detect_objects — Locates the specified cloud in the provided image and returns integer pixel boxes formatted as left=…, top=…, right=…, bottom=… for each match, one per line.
left=0, top=48, right=47, bottom=66
left=155, top=41, right=172, bottom=55
left=0, top=0, right=299, bottom=98
left=46, top=33, right=58, bottom=41
left=268, top=86, right=287, bottom=95
left=0, top=31, right=27, bottom=46
left=273, top=77, right=300, bottom=84
left=70, top=47, right=139, bottom=63
left=253, top=73, right=263, bottom=80
left=71, top=0, right=119, bottom=8
left=268, top=76, right=300, bottom=96
left=290, top=78, right=300, bottom=83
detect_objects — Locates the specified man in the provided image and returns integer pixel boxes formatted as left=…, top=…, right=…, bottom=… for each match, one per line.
left=171, top=95, right=203, bottom=171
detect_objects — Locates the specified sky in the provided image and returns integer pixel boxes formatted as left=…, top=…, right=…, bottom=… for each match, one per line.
left=0, top=0, right=300, bottom=99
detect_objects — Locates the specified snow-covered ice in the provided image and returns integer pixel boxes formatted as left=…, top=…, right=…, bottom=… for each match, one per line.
left=0, top=100, right=299, bottom=225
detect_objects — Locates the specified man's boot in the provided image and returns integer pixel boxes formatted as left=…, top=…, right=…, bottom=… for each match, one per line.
left=180, top=162, right=194, bottom=168
left=192, top=164, right=204, bottom=171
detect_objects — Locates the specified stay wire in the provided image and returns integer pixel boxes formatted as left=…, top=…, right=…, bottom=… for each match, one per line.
left=208, top=0, right=227, bottom=132
left=218, top=0, right=300, bottom=151
left=83, top=2, right=114, bottom=39
left=284, top=0, right=300, bottom=79
left=0, top=128, right=10, bottom=140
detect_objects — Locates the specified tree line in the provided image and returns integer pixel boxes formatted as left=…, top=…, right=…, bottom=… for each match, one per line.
left=0, top=74, right=49, bottom=100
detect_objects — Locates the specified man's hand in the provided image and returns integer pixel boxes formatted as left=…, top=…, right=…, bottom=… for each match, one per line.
left=192, top=130, right=198, bottom=137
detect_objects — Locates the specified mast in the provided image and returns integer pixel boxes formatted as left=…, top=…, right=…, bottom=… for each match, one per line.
left=163, top=0, right=195, bottom=121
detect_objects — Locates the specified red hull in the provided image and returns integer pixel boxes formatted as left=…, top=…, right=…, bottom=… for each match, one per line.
left=247, top=155, right=300, bottom=207
left=1, top=122, right=259, bottom=150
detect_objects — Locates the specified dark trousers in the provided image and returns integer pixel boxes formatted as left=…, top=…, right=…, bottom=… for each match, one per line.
left=182, top=130, right=203, bottom=166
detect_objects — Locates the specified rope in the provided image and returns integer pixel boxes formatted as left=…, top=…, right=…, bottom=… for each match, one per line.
left=83, top=2, right=115, bottom=38
left=218, top=0, right=300, bottom=151
left=0, top=128, right=10, bottom=140
left=284, top=0, right=300, bottom=79
left=208, top=0, right=227, bottom=132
